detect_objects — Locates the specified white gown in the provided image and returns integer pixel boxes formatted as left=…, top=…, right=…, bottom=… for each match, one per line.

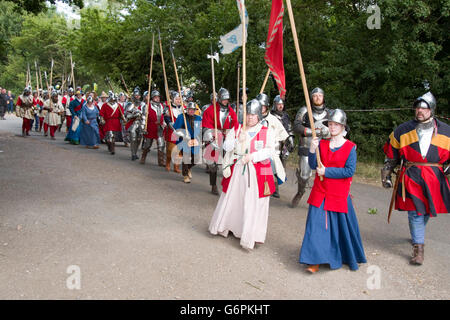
left=208, top=123, right=275, bottom=249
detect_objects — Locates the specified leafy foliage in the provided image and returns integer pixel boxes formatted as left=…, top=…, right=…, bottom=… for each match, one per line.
left=0, top=0, right=448, bottom=161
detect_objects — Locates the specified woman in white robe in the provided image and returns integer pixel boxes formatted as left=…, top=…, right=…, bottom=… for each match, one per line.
left=209, top=99, right=276, bottom=250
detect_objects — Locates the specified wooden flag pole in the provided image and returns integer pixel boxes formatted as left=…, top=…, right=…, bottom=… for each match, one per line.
left=285, top=0, right=323, bottom=178
left=70, top=51, right=75, bottom=89
left=241, top=3, right=247, bottom=133
left=209, top=47, right=218, bottom=142
left=236, top=62, right=240, bottom=109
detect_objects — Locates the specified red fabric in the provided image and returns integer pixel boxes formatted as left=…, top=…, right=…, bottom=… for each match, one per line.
left=49, top=125, right=58, bottom=138
left=66, top=115, right=72, bottom=130
left=221, top=126, right=275, bottom=198
left=44, top=123, right=49, bottom=134
left=39, top=117, right=44, bottom=130
left=163, top=103, right=185, bottom=144
left=308, top=140, right=356, bottom=213
left=16, top=96, right=23, bottom=106
left=264, top=0, right=286, bottom=98
left=22, top=118, right=31, bottom=133
left=100, top=103, right=123, bottom=132
left=144, top=103, right=164, bottom=139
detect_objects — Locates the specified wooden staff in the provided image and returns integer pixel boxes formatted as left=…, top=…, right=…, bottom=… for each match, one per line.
left=170, top=46, right=190, bottom=139
left=34, top=61, right=39, bottom=98
left=145, top=33, right=155, bottom=132
left=158, top=28, right=173, bottom=123
left=208, top=47, right=218, bottom=142
left=285, top=0, right=323, bottom=178
left=259, top=68, right=271, bottom=94
left=119, top=73, right=131, bottom=97
left=70, top=51, right=75, bottom=89
left=39, top=65, right=43, bottom=92
left=236, top=62, right=240, bottom=108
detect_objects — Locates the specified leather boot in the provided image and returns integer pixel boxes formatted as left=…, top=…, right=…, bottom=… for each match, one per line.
left=173, top=164, right=181, bottom=173
left=110, top=142, right=115, bottom=155
left=158, top=150, right=166, bottom=167
left=272, top=179, right=280, bottom=198
left=410, top=244, right=424, bottom=265
left=140, top=149, right=149, bottom=164
left=211, top=185, right=218, bottom=195
left=291, top=172, right=308, bottom=208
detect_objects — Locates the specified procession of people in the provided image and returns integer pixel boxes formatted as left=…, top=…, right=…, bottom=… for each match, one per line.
left=7, top=74, right=448, bottom=274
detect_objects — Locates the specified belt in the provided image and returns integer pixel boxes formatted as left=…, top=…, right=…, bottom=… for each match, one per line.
left=401, top=162, right=443, bottom=201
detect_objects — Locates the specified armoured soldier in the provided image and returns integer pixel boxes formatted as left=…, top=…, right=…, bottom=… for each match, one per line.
left=126, top=87, right=146, bottom=161
left=163, top=90, right=185, bottom=173
left=16, top=86, right=35, bottom=137
left=141, top=89, right=166, bottom=166
left=100, top=91, right=125, bottom=155
left=291, top=87, right=331, bottom=208
left=202, top=87, right=239, bottom=195
left=271, top=95, right=295, bottom=167
left=382, top=92, right=449, bottom=265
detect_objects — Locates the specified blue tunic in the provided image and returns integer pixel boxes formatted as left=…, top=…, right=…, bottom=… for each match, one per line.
left=299, top=145, right=367, bottom=271
left=80, top=104, right=100, bottom=147
left=173, top=113, right=202, bottom=156
left=65, top=98, right=83, bottom=144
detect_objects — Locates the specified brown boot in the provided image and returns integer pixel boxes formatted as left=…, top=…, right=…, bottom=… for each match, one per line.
left=140, top=149, right=149, bottom=164
left=410, top=244, right=424, bottom=265
left=158, top=150, right=166, bottom=167
left=211, top=185, right=218, bottom=195
left=173, top=164, right=181, bottom=173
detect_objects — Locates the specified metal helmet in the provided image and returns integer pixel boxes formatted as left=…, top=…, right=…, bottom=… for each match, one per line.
left=246, top=99, right=263, bottom=120
left=413, top=91, right=436, bottom=114
left=118, top=92, right=126, bottom=99
left=151, top=90, right=160, bottom=98
left=218, top=88, right=230, bottom=102
left=210, top=92, right=218, bottom=103
left=68, top=87, right=74, bottom=94
left=133, top=86, right=141, bottom=97
left=272, top=95, right=284, bottom=112
left=186, top=102, right=196, bottom=110
left=143, top=91, right=148, bottom=98
left=51, top=90, right=58, bottom=97
left=24, top=86, right=32, bottom=95
left=256, top=93, right=270, bottom=108
left=310, top=87, right=325, bottom=109
left=107, top=91, right=117, bottom=102
left=87, top=96, right=94, bottom=103
left=171, top=90, right=181, bottom=100
left=327, top=109, right=347, bottom=126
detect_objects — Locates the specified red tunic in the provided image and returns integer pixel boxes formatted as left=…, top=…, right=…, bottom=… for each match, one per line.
left=202, top=103, right=238, bottom=162
left=308, top=140, right=356, bottom=213
left=383, top=119, right=450, bottom=216
left=100, top=103, right=124, bottom=132
left=144, top=102, right=164, bottom=139
left=221, top=125, right=276, bottom=198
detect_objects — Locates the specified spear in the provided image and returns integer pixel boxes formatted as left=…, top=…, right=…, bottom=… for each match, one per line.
left=241, top=1, right=247, bottom=133
left=120, top=73, right=131, bottom=98
left=170, top=45, right=190, bottom=139
left=38, top=64, right=43, bottom=92
left=158, top=28, right=173, bottom=122
left=236, top=62, right=240, bottom=109
left=285, top=0, right=323, bottom=179
left=145, top=33, right=155, bottom=132
left=207, top=46, right=219, bottom=143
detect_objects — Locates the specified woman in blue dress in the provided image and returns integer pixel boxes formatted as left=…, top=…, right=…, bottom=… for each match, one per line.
left=80, top=96, right=100, bottom=148
left=65, top=90, right=84, bottom=145
left=299, top=109, right=366, bottom=273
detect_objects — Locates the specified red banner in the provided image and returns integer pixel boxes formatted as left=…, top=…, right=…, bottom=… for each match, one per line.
left=264, top=0, right=286, bottom=98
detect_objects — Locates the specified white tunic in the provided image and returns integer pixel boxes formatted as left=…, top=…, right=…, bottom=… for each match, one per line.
left=44, top=99, right=64, bottom=126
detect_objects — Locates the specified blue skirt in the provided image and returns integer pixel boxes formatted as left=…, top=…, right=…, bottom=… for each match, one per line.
left=65, top=116, right=81, bottom=144
left=299, top=197, right=367, bottom=270
left=80, top=120, right=100, bottom=146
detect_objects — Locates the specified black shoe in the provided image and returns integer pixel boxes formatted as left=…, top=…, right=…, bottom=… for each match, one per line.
left=211, top=185, right=218, bottom=195
left=272, top=191, right=280, bottom=198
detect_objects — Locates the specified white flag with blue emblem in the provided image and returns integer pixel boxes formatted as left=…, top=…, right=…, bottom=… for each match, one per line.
left=219, top=0, right=248, bottom=54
